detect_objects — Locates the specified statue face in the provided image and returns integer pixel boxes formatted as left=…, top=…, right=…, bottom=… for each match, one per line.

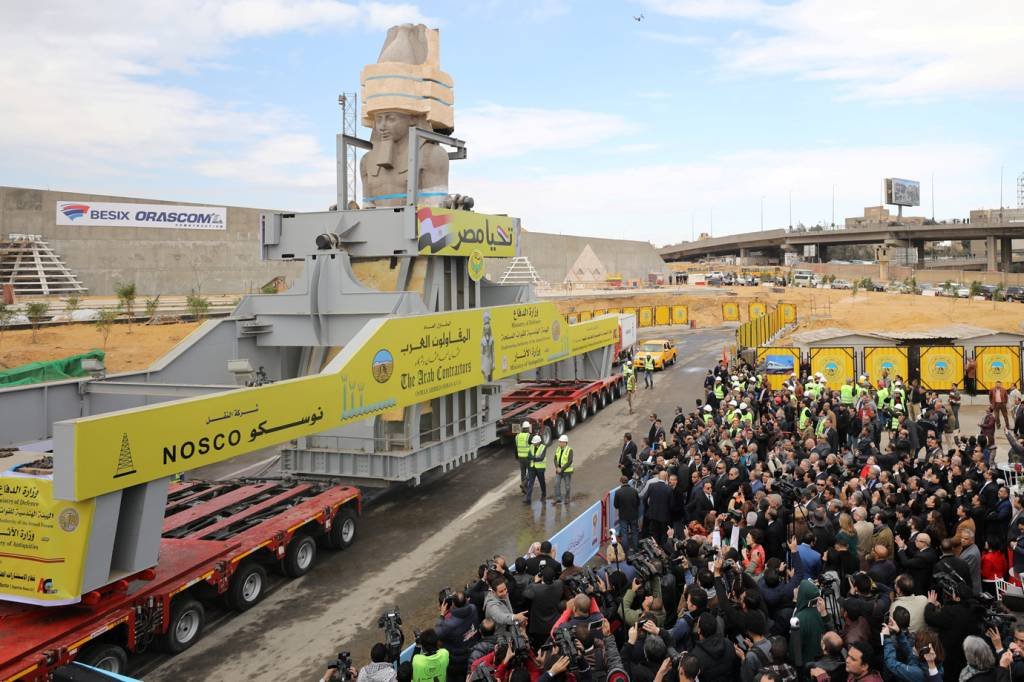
left=375, top=111, right=414, bottom=142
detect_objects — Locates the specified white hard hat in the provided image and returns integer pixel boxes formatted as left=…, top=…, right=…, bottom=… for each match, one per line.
left=815, top=372, right=824, bottom=378
left=522, top=421, right=531, bottom=430
left=895, top=380, right=902, bottom=386
left=740, top=402, right=748, bottom=410
left=559, top=435, right=568, bottom=443
left=715, top=376, right=722, bottom=382
left=704, top=405, right=713, bottom=412
left=531, top=435, right=542, bottom=444
left=729, top=400, right=738, bottom=407
left=859, top=375, right=867, bottom=381
left=731, top=375, right=738, bottom=381
left=625, top=360, right=632, bottom=366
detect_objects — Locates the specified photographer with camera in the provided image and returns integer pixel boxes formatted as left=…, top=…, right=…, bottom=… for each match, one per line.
left=435, top=589, right=479, bottom=681
left=525, top=566, right=565, bottom=650
left=320, top=650, right=361, bottom=682
left=881, top=609, right=945, bottom=682
left=622, top=575, right=666, bottom=628
left=925, top=573, right=977, bottom=682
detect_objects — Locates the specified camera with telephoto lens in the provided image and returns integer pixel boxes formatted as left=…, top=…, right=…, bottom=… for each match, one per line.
left=552, top=625, right=582, bottom=670
left=976, top=592, right=1015, bottom=639
left=815, top=573, right=840, bottom=598
left=628, top=538, right=666, bottom=583
left=378, top=608, right=405, bottom=661
left=564, top=567, right=599, bottom=596
left=327, top=651, right=354, bottom=681
left=439, top=586, right=456, bottom=608
left=496, top=625, right=530, bottom=667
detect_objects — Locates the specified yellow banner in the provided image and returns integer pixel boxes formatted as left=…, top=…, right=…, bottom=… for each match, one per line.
left=779, top=303, right=797, bottom=324
left=758, top=347, right=801, bottom=390
left=919, top=346, right=964, bottom=391
left=64, top=304, right=619, bottom=501
left=654, top=306, right=670, bottom=325
left=0, top=477, right=94, bottom=604
left=415, top=207, right=516, bottom=258
left=810, top=347, right=855, bottom=390
left=976, top=346, right=1021, bottom=390
left=638, top=307, right=653, bottom=327
left=722, top=302, right=740, bottom=321
left=748, top=301, right=767, bottom=319
left=863, top=347, right=908, bottom=385
left=671, top=305, right=688, bottom=325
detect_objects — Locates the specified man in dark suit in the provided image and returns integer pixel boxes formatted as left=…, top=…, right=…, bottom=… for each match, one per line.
left=688, top=480, right=716, bottom=524
left=613, top=476, right=640, bottom=550
left=895, top=532, right=939, bottom=594
left=619, top=432, right=637, bottom=479
left=642, top=470, right=673, bottom=545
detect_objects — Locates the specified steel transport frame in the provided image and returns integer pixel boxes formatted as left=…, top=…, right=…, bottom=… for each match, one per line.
left=0, top=480, right=360, bottom=681
left=497, top=377, right=625, bottom=446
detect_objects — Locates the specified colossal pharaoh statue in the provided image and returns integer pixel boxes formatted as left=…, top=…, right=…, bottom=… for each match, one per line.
left=360, top=24, right=452, bottom=208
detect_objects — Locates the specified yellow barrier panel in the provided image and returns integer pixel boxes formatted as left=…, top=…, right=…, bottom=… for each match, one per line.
left=779, top=303, right=797, bottom=324
left=580, top=310, right=593, bottom=322
left=638, top=307, right=654, bottom=327
left=63, top=303, right=621, bottom=501
left=593, top=308, right=607, bottom=317
left=757, top=347, right=801, bottom=390
left=722, top=302, right=740, bottom=321
left=975, top=345, right=1022, bottom=391
left=622, top=307, right=636, bottom=321
left=655, top=305, right=670, bottom=326
left=810, top=347, right=856, bottom=390
left=863, top=347, right=909, bottom=384
left=0, top=477, right=95, bottom=604
left=748, top=301, right=767, bottom=319
left=671, top=305, right=688, bottom=325
left=919, top=346, right=965, bottom=391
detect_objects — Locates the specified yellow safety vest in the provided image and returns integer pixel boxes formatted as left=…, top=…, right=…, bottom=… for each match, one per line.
left=876, top=387, right=889, bottom=408
left=740, top=412, right=753, bottom=425
left=515, top=431, right=531, bottom=459
left=703, top=413, right=714, bottom=426
left=714, top=385, right=725, bottom=399
left=555, top=446, right=574, bottom=473
left=840, top=384, right=854, bottom=405
left=626, top=374, right=636, bottom=392
left=530, top=444, right=547, bottom=469
left=645, top=356, right=655, bottom=371
left=799, top=407, right=811, bottom=430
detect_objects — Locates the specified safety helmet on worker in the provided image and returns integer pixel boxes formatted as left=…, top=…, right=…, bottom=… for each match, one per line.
left=704, top=405, right=712, bottom=412
left=531, top=435, right=542, bottom=444
left=739, top=402, right=748, bottom=410
left=522, top=421, right=531, bottom=430
left=558, top=435, right=568, bottom=443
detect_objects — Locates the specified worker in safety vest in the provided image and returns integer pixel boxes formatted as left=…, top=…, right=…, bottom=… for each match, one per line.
left=727, top=400, right=741, bottom=424
left=739, top=402, right=754, bottom=426
left=554, top=434, right=574, bottom=504
left=411, top=629, right=450, bottom=682
left=840, top=378, right=855, bottom=406
left=644, top=355, right=655, bottom=389
left=515, top=421, right=532, bottom=493
left=798, top=402, right=813, bottom=433
left=702, top=404, right=715, bottom=426
left=891, top=381, right=906, bottom=412
left=713, top=376, right=726, bottom=401
left=523, top=435, right=547, bottom=503
left=625, top=364, right=636, bottom=414
left=876, top=384, right=890, bottom=411
left=890, top=404, right=904, bottom=431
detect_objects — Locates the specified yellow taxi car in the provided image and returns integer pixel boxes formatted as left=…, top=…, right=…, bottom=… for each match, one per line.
left=634, top=339, right=677, bottom=370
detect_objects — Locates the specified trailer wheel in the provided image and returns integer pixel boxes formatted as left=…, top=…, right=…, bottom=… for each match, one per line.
left=555, top=416, right=567, bottom=438
left=327, top=507, right=358, bottom=550
left=598, top=391, right=609, bottom=409
left=160, top=597, right=205, bottom=654
left=282, top=532, right=318, bottom=578
left=541, top=423, right=554, bottom=446
left=567, top=408, right=578, bottom=430
left=78, top=643, right=128, bottom=673
left=227, top=561, right=268, bottom=611
left=579, top=400, right=589, bottom=421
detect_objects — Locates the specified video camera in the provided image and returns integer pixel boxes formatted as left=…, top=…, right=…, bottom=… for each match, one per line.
left=378, top=608, right=405, bottom=661
left=976, top=592, right=1015, bottom=639
left=327, top=651, right=354, bottom=682
left=815, top=573, right=840, bottom=598
left=564, top=567, right=599, bottom=597
left=496, top=625, right=531, bottom=667
left=627, top=538, right=666, bottom=583
left=552, top=626, right=583, bottom=671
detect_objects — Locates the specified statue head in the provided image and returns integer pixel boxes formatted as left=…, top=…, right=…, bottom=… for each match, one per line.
left=375, top=111, right=416, bottom=144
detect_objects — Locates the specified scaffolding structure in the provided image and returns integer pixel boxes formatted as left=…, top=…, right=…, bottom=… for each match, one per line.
left=498, top=256, right=542, bottom=285
left=339, top=93, right=358, bottom=207
left=0, top=234, right=86, bottom=296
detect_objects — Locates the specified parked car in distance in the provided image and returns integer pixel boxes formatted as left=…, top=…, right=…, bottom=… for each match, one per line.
left=830, top=279, right=852, bottom=290
left=792, top=270, right=815, bottom=287
left=1005, top=285, right=1024, bottom=302
left=936, top=283, right=961, bottom=297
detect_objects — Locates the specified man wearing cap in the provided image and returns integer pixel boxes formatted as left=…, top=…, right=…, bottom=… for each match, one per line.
left=702, top=404, right=715, bottom=427
left=644, top=354, right=655, bottom=389
left=524, top=434, right=547, bottom=504
left=553, top=435, right=573, bottom=504
left=515, top=422, right=533, bottom=493
left=713, top=376, right=726, bottom=403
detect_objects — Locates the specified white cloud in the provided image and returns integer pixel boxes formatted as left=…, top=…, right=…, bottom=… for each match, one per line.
left=0, top=1, right=436, bottom=197
left=455, top=142, right=998, bottom=245
left=648, top=0, right=1024, bottom=99
left=457, top=105, right=631, bottom=160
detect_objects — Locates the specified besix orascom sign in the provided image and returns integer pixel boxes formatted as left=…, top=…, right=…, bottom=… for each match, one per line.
left=56, top=201, right=227, bottom=230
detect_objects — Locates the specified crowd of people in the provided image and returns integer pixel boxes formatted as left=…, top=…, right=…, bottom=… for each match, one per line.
left=324, top=360, right=1024, bottom=682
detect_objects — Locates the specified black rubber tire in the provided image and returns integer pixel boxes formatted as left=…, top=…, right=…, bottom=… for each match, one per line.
left=327, top=507, right=357, bottom=550
left=567, top=408, right=578, bottom=429
left=226, top=561, right=267, bottom=612
left=160, top=597, right=205, bottom=654
left=541, top=424, right=554, bottom=446
left=555, top=416, right=567, bottom=437
left=599, top=390, right=609, bottom=408
left=282, top=532, right=318, bottom=578
left=579, top=400, right=589, bottom=421
left=78, top=643, right=128, bottom=673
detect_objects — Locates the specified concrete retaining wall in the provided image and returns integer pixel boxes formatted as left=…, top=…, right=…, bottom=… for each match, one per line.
left=0, top=186, right=303, bottom=296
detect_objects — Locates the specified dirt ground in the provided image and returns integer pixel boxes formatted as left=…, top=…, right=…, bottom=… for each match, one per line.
left=0, top=321, right=202, bottom=374
left=548, top=286, right=1024, bottom=335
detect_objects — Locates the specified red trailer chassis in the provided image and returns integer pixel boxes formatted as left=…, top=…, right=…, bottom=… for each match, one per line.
left=0, top=479, right=360, bottom=681
left=497, top=376, right=624, bottom=445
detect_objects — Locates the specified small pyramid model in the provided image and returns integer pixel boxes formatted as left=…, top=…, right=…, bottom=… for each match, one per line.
left=0, top=234, right=86, bottom=296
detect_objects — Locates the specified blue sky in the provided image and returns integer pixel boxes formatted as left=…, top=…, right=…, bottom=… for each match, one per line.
left=1, top=0, right=1022, bottom=245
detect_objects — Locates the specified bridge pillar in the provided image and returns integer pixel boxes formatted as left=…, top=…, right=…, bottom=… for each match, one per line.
left=1001, top=237, right=1013, bottom=272
left=915, top=241, right=925, bottom=268
left=738, top=247, right=750, bottom=265
left=817, top=244, right=829, bottom=263
left=987, top=236, right=998, bottom=272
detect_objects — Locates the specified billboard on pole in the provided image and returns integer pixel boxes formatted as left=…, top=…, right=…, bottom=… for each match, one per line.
left=885, top=178, right=920, bottom=207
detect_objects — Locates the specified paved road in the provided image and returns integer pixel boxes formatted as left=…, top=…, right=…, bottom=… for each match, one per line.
left=148, top=327, right=733, bottom=682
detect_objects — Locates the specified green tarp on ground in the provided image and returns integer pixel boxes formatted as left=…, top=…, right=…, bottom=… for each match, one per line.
left=0, top=350, right=105, bottom=387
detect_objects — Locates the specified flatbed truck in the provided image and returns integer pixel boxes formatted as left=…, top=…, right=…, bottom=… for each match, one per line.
left=0, top=479, right=360, bottom=680
left=497, top=377, right=624, bottom=445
